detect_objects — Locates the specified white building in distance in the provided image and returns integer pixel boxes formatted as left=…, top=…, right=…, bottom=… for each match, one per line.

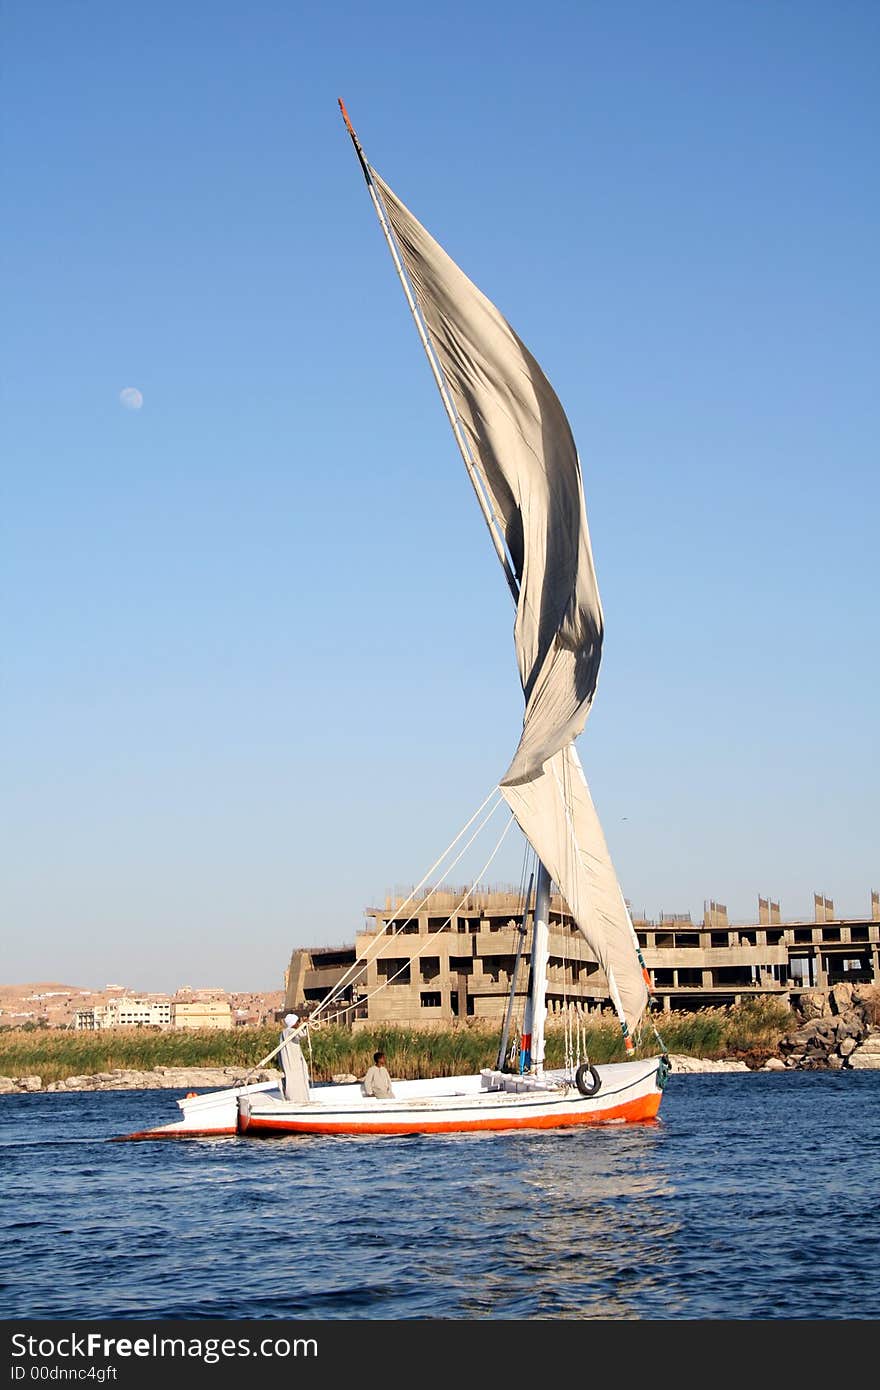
left=75, top=997, right=173, bottom=1030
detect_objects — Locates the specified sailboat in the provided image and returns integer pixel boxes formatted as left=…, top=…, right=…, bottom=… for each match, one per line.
left=123, top=104, right=669, bottom=1141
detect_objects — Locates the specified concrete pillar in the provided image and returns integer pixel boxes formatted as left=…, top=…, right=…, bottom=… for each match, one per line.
left=815, top=949, right=827, bottom=988
left=457, top=971, right=468, bottom=1020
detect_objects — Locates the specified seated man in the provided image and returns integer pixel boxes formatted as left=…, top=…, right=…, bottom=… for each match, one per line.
left=362, top=1050, right=394, bottom=1099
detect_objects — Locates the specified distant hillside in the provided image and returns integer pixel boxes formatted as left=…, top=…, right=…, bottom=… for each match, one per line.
left=1, top=982, right=83, bottom=993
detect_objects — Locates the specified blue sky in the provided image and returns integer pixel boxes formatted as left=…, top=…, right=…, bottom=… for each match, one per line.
left=3, top=1, right=878, bottom=991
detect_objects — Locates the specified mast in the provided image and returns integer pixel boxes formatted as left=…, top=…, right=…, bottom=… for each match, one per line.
left=520, top=863, right=551, bottom=1075
left=496, top=871, right=533, bottom=1071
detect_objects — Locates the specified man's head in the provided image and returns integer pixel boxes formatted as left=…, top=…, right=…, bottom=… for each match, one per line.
left=374, top=1051, right=385, bottom=1065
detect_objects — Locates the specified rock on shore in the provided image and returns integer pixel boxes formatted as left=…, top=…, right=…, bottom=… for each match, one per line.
left=666, top=1055, right=751, bottom=1073
left=847, top=1034, right=880, bottom=1069
left=0, top=1066, right=281, bottom=1095
left=776, top=984, right=880, bottom=1071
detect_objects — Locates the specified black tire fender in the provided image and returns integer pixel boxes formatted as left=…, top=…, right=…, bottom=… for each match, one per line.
left=575, top=1063, right=601, bottom=1097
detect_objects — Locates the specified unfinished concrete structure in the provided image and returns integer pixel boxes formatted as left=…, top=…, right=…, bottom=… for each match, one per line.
left=284, top=887, right=880, bottom=1026
left=286, top=887, right=605, bottom=1028
left=632, top=895, right=879, bottom=1011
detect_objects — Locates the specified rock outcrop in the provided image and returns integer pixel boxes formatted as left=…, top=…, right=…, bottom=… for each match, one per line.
left=777, top=984, right=880, bottom=1070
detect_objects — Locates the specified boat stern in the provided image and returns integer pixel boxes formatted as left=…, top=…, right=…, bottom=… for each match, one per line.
left=113, top=1079, right=280, bottom=1140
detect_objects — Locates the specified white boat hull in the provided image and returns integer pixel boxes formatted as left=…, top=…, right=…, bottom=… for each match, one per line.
left=120, top=1059, right=668, bottom=1141
left=238, top=1059, right=666, bottom=1136
left=117, top=1079, right=279, bottom=1140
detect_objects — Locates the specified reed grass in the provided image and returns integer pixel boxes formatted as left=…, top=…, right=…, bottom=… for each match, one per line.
left=0, top=1027, right=281, bottom=1085
left=0, top=999, right=797, bottom=1084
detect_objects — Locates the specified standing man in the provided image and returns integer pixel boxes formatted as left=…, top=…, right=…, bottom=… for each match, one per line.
left=362, top=1050, right=394, bottom=1099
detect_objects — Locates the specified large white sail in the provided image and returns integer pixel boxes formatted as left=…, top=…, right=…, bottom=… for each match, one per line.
left=373, top=171, right=648, bottom=1035
left=375, top=174, right=603, bottom=788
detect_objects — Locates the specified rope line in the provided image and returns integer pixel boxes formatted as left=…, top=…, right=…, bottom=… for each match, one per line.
left=307, top=795, right=500, bottom=1023
left=321, top=812, right=517, bottom=1024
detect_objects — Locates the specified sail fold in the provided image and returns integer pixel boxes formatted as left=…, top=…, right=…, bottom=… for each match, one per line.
left=500, top=745, right=648, bottom=1034
left=375, top=173, right=603, bottom=787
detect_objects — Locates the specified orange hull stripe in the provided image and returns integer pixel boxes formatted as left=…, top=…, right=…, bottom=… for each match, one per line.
left=240, top=1092, right=661, bottom=1136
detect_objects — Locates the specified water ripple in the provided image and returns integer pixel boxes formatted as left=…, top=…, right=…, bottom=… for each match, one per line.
left=1, top=1075, right=879, bottom=1318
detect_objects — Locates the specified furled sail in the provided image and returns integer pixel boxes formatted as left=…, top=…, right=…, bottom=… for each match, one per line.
left=373, top=172, right=648, bottom=1034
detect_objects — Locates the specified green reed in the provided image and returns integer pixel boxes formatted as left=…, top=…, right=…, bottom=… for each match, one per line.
left=0, top=1027, right=281, bottom=1085
left=0, top=999, right=797, bottom=1084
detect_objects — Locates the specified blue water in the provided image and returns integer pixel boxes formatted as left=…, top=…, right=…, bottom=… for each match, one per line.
left=2, top=1072, right=878, bottom=1320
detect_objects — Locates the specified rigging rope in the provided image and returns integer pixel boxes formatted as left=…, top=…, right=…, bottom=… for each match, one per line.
left=512, top=841, right=536, bottom=1066
left=236, top=792, right=508, bottom=1084
left=497, top=838, right=535, bottom=1073
left=324, top=811, right=517, bottom=1023
left=308, top=785, right=504, bottom=1023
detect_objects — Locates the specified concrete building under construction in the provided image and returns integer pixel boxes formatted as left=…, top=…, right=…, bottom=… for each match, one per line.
left=284, top=887, right=880, bottom=1026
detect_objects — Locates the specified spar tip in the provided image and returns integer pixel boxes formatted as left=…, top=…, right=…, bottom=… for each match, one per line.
left=338, top=98, right=355, bottom=137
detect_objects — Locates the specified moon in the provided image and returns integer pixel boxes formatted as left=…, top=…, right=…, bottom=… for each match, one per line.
left=119, top=387, right=143, bottom=410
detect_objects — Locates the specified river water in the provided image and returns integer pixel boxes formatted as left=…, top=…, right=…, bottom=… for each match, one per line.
left=2, top=1071, right=878, bottom=1320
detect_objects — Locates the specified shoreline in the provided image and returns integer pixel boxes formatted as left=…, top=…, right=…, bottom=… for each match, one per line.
left=0, top=1065, right=282, bottom=1095
left=3, top=1016, right=878, bottom=1095
left=0, top=1053, right=837, bottom=1094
